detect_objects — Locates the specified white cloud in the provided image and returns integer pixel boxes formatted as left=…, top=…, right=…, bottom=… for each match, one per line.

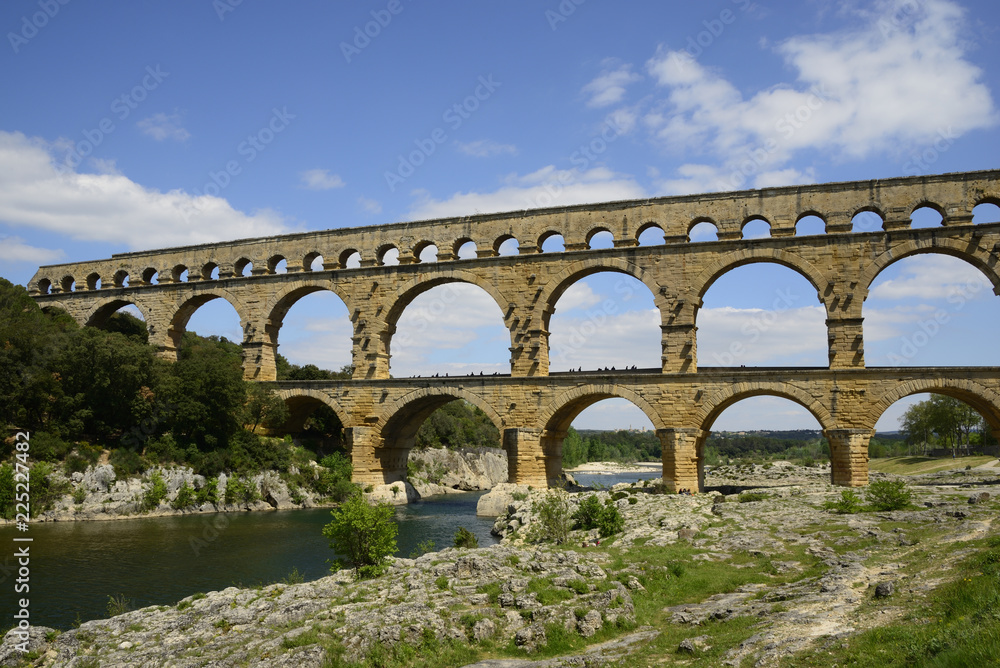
left=136, top=112, right=190, bottom=142
left=642, top=0, right=996, bottom=194
left=697, top=305, right=828, bottom=366
left=299, top=169, right=345, bottom=190
left=358, top=196, right=382, bottom=214
left=867, top=254, right=991, bottom=301
left=554, top=282, right=603, bottom=312
left=582, top=61, right=642, bottom=108
left=0, top=236, right=64, bottom=264
left=0, top=131, right=289, bottom=250
left=456, top=139, right=518, bottom=158
left=549, top=309, right=662, bottom=371
left=408, top=166, right=647, bottom=220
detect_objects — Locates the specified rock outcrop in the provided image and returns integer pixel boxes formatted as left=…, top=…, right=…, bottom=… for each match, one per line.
left=407, top=446, right=508, bottom=497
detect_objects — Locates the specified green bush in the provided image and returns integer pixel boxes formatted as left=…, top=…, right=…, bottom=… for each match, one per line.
left=322, top=494, right=398, bottom=579
left=195, top=477, right=218, bottom=505
left=737, top=491, right=769, bottom=503
left=224, top=476, right=260, bottom=505
left=528, top=492, right=572, bottom=544
left=454, top=526, right=479, bottom=548
left=409, top=539, right=435, bottom=558
left=73, top=486, right=87, bottom=504
left=571, top=495, right=604, bottom=530
left=141, top=471, right=168, bottom=511
left=110, top=448, right=146, bottom=478
left=63, top=454, right=89, bottom=475
left=596, top=502, right=625, bottom=537
left=866, top=479, right=912, bottom=511
left=827, top=489, right=863, bottom=514
left=171, top=481, right=195, bottom=509
left=29, top=463, right=63, bottom=516
left=314, top=452, right=356, bottom=502
left=28, top=432, right=72, bottom=462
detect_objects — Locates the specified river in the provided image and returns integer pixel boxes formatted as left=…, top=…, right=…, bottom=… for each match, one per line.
left=0, top=491, right=498, bottom=631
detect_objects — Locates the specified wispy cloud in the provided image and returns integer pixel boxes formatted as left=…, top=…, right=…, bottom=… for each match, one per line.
left=299, top=168, right=345, bottom=190
left=0, top=235, right=64, bottom=264
left=581, top=60, right=642, bottom=108
left=358, top=196, right=382, bottom=214
left=136, top=112, right=190, bottom=142
left=456, top=139, right=518, bottom=158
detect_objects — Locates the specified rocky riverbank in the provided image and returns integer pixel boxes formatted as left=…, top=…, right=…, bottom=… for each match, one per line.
left=4, top=461, right=998, bottom=666
left=3, top=446, right=511, bottom=524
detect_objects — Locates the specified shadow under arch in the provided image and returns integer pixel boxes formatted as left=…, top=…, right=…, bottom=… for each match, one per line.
left=534, top=384, right=665, bottom=486
left=867, top=379, right=1000, bottom=433
left=84, top=297, right=155, bottom=329
left=859, top=238, right=1000, bottom=298
left=275, top=388, right=350, bottom=431
left=372, top=387, right=506, bottom=484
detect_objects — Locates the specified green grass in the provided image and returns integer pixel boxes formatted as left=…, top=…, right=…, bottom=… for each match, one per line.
left=783, top=534, right=1000, bottom=667
left=869, top=456, right=995, bottom=475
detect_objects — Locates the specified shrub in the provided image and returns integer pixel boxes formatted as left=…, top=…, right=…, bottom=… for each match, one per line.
left=224, top=476, right=260, bottom=505
left=528, top=492, right=572, bottom=544
left=867, top=479, right=911, bottom=511
left=827, top=489, right=863, bottom=514
left=454, top=526, right=479, bottom=548
left=64, top=454, right=89, bottom=475
left=571, top=495, right=604, bottom=530
left=142, top=471, right=168, bottom=511
left=110, top=448, right=146, bottom=478
left=596, top=503, right=625, bottom=537
left=409, top=539, right=435, bottom=558
left=738, top=491, right=769, bottom=503
left=30, top=462, right=64, bottom=516
left=73, top=487, right=87, bottom=504
left=106, top=594, right=133, bottom=617
left=195, top=477, right=218, bottom=505
left=315, top=452, right=355, bottom=502
left=171, top=481, right=195, bottom=509
left=323, top=494, right=398, bottom=579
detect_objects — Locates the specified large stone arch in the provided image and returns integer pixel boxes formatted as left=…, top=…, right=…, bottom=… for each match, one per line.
left=696, top=382, right=836, bottom=432
left=165, top=290, right=251, bottom=364
left=369, top=386, right=506, bottom=484
left=537, top=383, right=666, bottom=433
left=535, top=257, right=665, bottom=329
left=262, top=279, right=355, bottom=328
left=692, top=248, right=831, bottom=303
left=859, top=238, right=1000, bottom=298
left=275, top=388, right=351, bottom=433
left=84, top=297, right=157, bottom=329
left=866, top=378, right=1000, bottom=432
left=383, top=269, right=512, bottom=329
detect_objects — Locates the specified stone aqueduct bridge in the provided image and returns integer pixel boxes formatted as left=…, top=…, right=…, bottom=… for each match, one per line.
left=28, top=169, right=1000, bottom=491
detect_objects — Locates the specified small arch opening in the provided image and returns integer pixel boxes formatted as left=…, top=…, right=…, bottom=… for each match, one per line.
left=972, top=202, right=1000, bottom=225
left=455, top=240, right=478, bottom=259
left=304, top=252, right=325, bottom=272
left=910, top=206, right=943, bottom=229
left=142, top=268, right=159, bottom=285
left=267, top=255, right=287, bottom=274
left=235, top=258, right=253, bottom=277
left=795, top=215, right=826, bottom=236
left=36, top=278, right=51, bottom=295
left=86, top=273, right=102, bottom=291
left=689, top=221, right=718, bottom=242
left=338, top=250, right=360, bottom=269
left=587, top=229, right=614, bottom=249
left=200, top=263, right=219, bottom=281
left=637, top=224, right=665, bottom=246
left=379, top=246, right=400, bottom=266
left=496, top=236, right=519, bottom=256
left=540, top=232, right=565, bottom=253
left=172, top=265, right=189, bottom=283
left=60, top=276, right=76, bottom=293
left=416, top=243, right=439, bottom=263
left=851, top=210, right=883, bottom=233
left=741, top=217, right=771, bottom=239
left=113, top=270, right=130, bottom=288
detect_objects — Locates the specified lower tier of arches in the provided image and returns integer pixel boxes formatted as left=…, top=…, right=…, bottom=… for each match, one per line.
left=266, top=367, right=1000, bottom=492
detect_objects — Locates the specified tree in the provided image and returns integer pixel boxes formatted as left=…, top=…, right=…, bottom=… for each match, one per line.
left=322, top=494, right=398, bottom=578
left=900, top=395, right=987, bottom=455
left=242, top=383, right=290, bottom=433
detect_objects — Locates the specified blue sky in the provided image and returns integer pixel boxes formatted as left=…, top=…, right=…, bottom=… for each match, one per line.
left=1, top=0, right=999, bottom=433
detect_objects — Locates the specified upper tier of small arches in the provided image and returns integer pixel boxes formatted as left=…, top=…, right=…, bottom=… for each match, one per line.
left=29, top=183, right=1000, bottom=295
